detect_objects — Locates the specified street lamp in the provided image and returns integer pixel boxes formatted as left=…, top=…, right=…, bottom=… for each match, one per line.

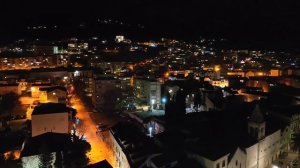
left=162, top=97, right=167, bottom=104
left=151, top=99, right=155, bottom=111
left=151, top=99, right=155, bottom=105
left=148, top=126, right=153, bottom=137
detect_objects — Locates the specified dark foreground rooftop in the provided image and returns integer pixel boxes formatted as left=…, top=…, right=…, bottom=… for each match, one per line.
left=20, top=132, right=72, bottom=158
left=32, top=103, right=71, bottom=115
left=85, top=160, right=112, bottom=168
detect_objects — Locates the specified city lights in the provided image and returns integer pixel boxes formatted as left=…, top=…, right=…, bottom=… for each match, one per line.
left=0, top=2, right=299, bottom=168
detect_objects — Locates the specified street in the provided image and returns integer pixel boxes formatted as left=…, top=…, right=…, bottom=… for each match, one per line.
left=71, top=96, right=118, bottom=167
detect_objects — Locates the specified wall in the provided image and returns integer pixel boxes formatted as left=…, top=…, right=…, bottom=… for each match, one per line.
left=245, top=130, right=281, bottom=168
left=213, top=154, right=230, bottom=168
left=0, top=85, right=19, bottom=95
left=228, top=148, right=246, bottom=168
left=47, top=90, right=67, bottom=103
left=257, top=130, right=281, bottom=168
left=103, top=131, right=131, bottom=168
left=31, top=113, right=69, bottom=137
left=246, top=144, right=258, bottom=168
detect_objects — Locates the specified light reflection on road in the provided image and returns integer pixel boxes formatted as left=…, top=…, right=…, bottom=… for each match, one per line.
left=71, top=96, right=116, bottom=167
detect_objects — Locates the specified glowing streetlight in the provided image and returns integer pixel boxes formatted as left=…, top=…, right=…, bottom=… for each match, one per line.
left=151, top=99, right=155, bottom=105
left=148, top=126, right=153, bottom=137
left=214, top=65, right=221, bottom=72
left=162, top=97, right=167, bottom=104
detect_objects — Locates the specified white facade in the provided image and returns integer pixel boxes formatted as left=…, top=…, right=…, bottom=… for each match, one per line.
left=103, top=131, right=130, bottom=168
left=228, top=148, right=246, bottom=168
left=39, top=89, right=67, bottom=103
left=31, top=113, right=70, bottom=137
left=193, top=154, right=230, bottom=168
left=212, top=105, right=282, bottom=168
left=227, top=130, right=281, bottom=168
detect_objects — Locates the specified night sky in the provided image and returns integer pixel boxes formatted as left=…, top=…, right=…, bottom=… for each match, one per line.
left=1, top=0, right=300, bottom=48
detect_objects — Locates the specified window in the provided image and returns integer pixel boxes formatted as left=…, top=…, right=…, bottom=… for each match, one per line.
left=216, top=163, right=220, bottom=168
left=222, top=160, right=225, bottom=167
left=236, top=160, right=238, bottom=166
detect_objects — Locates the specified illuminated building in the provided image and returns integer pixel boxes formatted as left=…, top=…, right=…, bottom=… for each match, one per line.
left=32, top=45, right=57, bottom=55
left=227, top=71, right=269, bottom=78
left=0, top=53, right=71, bottom=70
left=211, top=79, right=229, bottom=88
left=39, top=86, right=67, bottom=103
left=31, top=103, right=73, bottom=137
left=269, top=69, right=282, bottom=77
left=115, top=35, right=124, bottom=43
left=134, top=78, right=161, bottom=110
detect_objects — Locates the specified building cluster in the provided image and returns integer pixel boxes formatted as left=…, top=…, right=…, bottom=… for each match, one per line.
left=1, top=35, right=300, bottom=168
left=103, top=81, right=300, bottom=168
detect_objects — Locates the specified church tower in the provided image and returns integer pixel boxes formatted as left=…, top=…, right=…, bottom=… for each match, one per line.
left=248, top=104, right=266, bottom=140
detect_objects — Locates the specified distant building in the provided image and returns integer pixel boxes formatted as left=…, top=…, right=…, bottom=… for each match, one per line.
left=245, top=79, right=270, bottom=92
left=269, top=69, right=282, bottom=77
left=30, top=83, right=52, bottom=98
left=134, top=78, right=161, bottom=110
left=282, top=68, right=300, bottom=77
left=92, top=77, right=121, bottom=112
left=31, top=103, right=73, bottom=137
left=227, top=70, right=269, bottom=78
left=115, top=35, right=125, bottom=43
left=103, top=122, right=178, bottom=168
left=211, top=79, right=229, bottom=88
left=0, top=83, right=19, bottom=95
left=238, top=88, right=268, bottom=102
left=39, top=86, right=67, bottom=103
left=32, top=44, right=56, bottom=55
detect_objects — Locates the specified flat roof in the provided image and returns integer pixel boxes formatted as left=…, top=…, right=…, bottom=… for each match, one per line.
left=32, top=103, right=71, bottom=115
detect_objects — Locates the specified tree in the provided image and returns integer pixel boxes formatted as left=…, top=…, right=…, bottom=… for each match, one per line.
left=38, top=143, right=54, bottom=168
left=73, top=79, right=94, bottom=109
left=101, top=88, right=121, bottom=112
left=63, top=138, right=91, bottom=168
left=39, top=153, right=54, bottom=168
left=0, top=92, right=20, bottom=118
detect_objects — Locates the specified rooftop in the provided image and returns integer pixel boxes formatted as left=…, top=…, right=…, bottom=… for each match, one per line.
left=85, top=160, right=112, bottom=168
left=39, top=86, right=67, bottom=92
left=32, top=103, right=71, bottom=115
left=110, top=122, right=160, bottom=167
left=20, top=132, right=72, bottom=157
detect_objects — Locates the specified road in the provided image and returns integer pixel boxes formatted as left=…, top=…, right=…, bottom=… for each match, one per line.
left=71, top=96, right=117, bottom=167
